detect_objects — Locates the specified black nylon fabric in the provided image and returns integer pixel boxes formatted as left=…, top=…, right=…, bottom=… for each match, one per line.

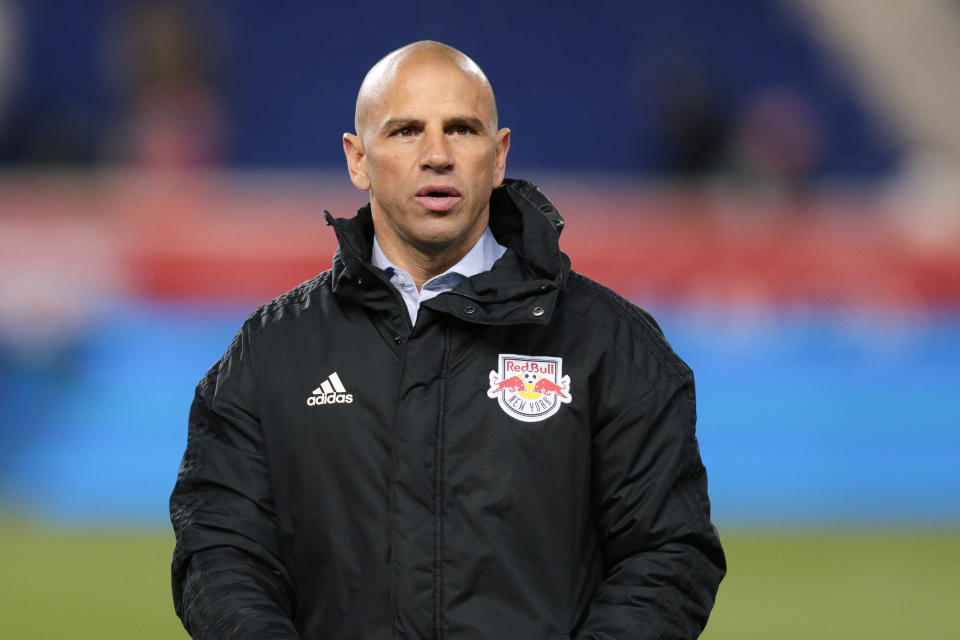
left=170, top=178, right=725, bottom=639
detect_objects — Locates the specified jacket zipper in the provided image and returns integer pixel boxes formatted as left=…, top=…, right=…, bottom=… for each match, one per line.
left=432, top=326, right=450, bottom=639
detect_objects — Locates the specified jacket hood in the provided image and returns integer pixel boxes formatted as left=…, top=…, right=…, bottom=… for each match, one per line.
left=323, top=178, right=570, bottom=325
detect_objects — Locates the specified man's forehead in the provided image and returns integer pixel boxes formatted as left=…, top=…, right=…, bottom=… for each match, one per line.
left=364, top=43, right=485, bottom=95
left=355, top=43, right=496, bottom=135
left=366, top=83, right=493, bottom=140
left=382, top=63, right=485, bottom=105
left=388, top=57, right=479, bottom=93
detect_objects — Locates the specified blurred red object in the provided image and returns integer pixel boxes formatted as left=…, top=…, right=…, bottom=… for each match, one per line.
left=1, top=173, right=958, bottom=309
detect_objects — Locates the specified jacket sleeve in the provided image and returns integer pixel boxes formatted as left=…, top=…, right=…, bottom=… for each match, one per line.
left=170, top=327, right=300, bottom=639
left=574, top=347, right=726, bottom=639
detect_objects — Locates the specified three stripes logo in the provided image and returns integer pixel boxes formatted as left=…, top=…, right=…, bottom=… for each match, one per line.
left=306, top=372, right=354, bottom=406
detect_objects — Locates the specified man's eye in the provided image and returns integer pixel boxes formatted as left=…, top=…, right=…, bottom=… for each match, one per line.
left=396, top=127, right=414, bottom=137
left=453, top=125, right=472, bottom=135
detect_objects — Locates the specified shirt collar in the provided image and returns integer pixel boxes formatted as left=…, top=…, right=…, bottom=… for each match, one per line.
left=371, top=226, right=505, bottom=286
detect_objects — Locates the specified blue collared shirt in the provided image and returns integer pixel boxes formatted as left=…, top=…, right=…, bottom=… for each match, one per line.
left=371, top=227, right=507, bottom=325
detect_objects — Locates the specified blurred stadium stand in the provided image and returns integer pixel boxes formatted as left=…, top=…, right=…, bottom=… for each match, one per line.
left=0, top=1, right=958, bottom=530
left=0, top=0, right=900, bottom=177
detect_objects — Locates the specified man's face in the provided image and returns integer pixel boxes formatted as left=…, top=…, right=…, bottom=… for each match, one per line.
left=344, top=58, right=510, bottom=257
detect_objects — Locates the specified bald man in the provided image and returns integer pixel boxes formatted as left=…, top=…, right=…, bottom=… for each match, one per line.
left=171, top=41, right=724, bottom=640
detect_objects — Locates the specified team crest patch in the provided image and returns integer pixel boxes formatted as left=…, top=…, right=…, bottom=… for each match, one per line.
left=487, top=354, right=572, bottom=422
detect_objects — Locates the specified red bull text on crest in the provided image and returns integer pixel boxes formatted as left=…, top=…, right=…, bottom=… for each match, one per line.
left=487, top=354, right=572, bottom=422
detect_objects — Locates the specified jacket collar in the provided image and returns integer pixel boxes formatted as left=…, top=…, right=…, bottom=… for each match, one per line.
left=324, top=178, right=569, bottom=325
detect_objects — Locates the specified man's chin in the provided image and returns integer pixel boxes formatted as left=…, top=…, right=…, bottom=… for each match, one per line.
left=409, top=234, right=462, bottom=255
left=408, top=224, right=483, bottom=257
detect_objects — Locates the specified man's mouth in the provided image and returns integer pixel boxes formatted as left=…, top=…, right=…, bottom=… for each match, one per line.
left=414, top=186, right=462, bottom=212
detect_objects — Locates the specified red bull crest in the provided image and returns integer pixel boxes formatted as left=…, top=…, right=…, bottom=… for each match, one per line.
left=487, top=354, right=572, bottom=422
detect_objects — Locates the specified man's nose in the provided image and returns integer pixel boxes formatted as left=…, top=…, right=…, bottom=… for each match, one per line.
left=420, top=129, right=453, bottom=171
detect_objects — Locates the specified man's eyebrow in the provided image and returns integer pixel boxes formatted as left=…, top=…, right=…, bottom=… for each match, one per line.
left=379, top=116, right=490, bottom=134
left=377, top=118, right=422, bottom=135
left=446, top=116, right=488, bottom=132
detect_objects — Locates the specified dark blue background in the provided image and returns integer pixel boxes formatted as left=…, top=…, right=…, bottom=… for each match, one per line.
left=3, top=0, right=897, bottom=176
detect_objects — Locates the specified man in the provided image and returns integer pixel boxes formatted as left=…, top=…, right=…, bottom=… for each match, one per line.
left=171, top=41, right=725, bottom=639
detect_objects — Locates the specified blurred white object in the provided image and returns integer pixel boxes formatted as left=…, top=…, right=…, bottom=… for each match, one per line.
left=789, top=0, right=960, bottom=233
left=886, top=149, right=960, bottom=244
left=0, top=181, right=126, bottom=359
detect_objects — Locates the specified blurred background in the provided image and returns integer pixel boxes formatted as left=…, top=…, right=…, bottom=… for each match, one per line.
left=0, top=0, right=957, bottom=638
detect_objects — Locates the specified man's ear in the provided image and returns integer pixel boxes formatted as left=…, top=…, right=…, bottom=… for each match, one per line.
left=492, top=128, right=511, bottom=188
left=343, top=133, right=371, bottom=191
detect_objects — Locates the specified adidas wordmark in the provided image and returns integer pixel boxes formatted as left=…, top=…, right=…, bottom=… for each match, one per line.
left=307, top=372, right=354, bottom=406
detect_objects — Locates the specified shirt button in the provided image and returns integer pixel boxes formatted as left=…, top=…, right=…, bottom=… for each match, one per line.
left=354, top=277, right=364, bottom=287
left=464, top=305, right=477, bottom=314
left=393, top=334, right=402, bottom=344
left=532, top=306, right=544, bottom=317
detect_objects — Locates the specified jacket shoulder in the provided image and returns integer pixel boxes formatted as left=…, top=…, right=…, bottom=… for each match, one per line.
left=243, top=270, right=333, bottom=333
left=562, top=271, right=691, bottom=383
left=198, top=271, right=333, bottom=396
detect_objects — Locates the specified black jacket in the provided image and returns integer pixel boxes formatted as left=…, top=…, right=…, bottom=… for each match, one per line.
left=170, top=179, right=725, bottom=639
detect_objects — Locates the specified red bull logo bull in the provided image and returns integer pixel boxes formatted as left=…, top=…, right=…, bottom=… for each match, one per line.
left=487, top=354, right=572, bottom=422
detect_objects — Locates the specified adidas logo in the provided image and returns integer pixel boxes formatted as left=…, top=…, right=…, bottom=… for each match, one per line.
left=306, top=372, right=354, bottom=406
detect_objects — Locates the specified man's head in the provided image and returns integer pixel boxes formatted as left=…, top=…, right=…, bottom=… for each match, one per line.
left=343, top=41, right=510, bottom=269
